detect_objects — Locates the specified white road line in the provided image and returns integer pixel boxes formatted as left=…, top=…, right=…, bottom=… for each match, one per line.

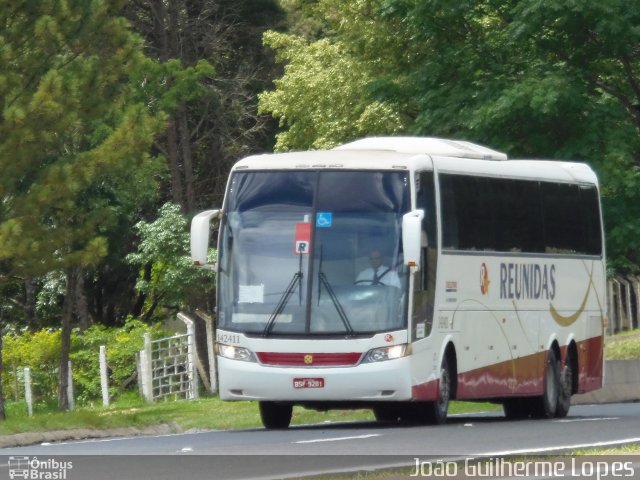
left=473, top=437, right=640, bottom=456
left=554, top=417, right=619, bottom=423
left=295, top=434, right=381, bottom=444
left=22, top=429, right=219, bottom=447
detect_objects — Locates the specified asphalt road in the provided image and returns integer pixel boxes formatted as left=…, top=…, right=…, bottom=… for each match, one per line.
left=2, top=403, right=640, bottom=479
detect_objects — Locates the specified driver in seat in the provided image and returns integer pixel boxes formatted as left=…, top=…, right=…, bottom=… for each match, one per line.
left=355, top=249, right=401, bottom=288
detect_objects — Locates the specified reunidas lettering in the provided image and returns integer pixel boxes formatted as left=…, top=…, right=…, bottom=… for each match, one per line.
left=499, top=263, right=556, bottom=300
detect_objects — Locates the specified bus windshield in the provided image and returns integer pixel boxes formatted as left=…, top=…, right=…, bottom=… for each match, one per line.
left=217, top=170, right=411, bottom=337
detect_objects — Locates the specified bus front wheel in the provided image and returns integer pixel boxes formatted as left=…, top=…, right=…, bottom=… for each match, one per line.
left=425, top=356, right=451, bottom=425
left=259, top=401, right=293, bottom=429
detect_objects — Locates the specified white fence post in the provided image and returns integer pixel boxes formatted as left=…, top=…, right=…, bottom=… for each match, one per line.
left=67, top=361, right=74, bottom=411
left=100, top=345, right=109, bottom=407
left=178, top=313, right=199, bottom=400
left=139, top=349, right=151, bottom=402
left=614, top=278, right=624, bottom=332
left=24, top=367, right=33, bottom=417
left=622, top=278, right=633, bottom=330
left=631, top=276, right=640, bottom=330
left=607, top=279, right=616, bottom=335
left=140, top=332, right=153, bottom=402
left=188, top=321, right=199, bottom=399
left=197, top=309, right=218, bottom=395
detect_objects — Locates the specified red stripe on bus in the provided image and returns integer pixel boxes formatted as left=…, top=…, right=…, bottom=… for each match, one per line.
left=256, top=352, right=362, bottom=367
left=412, top=335, right=603, bottom=401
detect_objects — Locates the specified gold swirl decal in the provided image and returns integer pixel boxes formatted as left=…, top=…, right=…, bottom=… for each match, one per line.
left=549, top=265, right=593, bottom=327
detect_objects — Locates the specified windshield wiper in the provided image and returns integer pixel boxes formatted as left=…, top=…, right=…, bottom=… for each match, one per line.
left=263, top=256, right=303, bottom=337
left=318, top=272, right=355, bottom=336
left=316, top=245, right=354, bottom=336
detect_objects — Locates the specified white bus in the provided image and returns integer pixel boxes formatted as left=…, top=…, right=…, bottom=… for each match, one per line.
left=191, top=137, right=606, bottom=429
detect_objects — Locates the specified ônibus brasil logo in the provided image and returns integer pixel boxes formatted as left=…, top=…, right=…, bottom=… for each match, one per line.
left=9, top=456, right=73, bottom=479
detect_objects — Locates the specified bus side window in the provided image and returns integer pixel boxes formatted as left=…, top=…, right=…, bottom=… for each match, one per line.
left=413, top=171, right=438, bottom=338
left=417, top=171, right=437, bottom=290
left=440, top=176, right=458, bottom=250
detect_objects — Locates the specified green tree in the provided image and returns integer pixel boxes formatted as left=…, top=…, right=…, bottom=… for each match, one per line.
left=127, top=203, right=215, bottom=320
left=259, top=31, right=408, bottom=151
left=2, top=329, right=61, bottom=401
left=385, top=0, right=640, bottom=271
left=69, top=319, right=169, bottom=403
left=259, top=0, right=414, bottom=151
left=126, top=0, right=284, bottom=211
left=0, top=0, right=164, bottom=410
left=505, top=0, right=640, bottom=271
left=260, top=0, right=640, bottom=272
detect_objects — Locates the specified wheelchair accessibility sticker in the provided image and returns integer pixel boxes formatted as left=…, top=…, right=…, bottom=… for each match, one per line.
left=316, top=212, right=333, bottom=228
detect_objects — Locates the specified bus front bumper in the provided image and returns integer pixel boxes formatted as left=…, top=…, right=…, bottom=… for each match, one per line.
left=217, top=356, right=413, bottom=402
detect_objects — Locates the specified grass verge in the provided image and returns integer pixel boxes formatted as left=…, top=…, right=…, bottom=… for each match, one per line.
left=605, top=330, right=640, bottom=360
left=0, top=392, right=497, bottom=437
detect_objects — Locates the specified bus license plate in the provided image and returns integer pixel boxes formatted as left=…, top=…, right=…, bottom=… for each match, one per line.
left=293, top=378, right=324, bottom=389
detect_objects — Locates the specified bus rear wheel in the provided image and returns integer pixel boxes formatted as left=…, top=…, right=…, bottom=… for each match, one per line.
left=532, top=349, right=560, bottom=419
left=556, top=351, right=574, bottom=418
left=259, top=401, right=293, bottom=429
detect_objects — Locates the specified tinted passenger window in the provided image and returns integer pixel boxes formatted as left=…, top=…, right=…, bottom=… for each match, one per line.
left=440, top=174, right=602, bottom=256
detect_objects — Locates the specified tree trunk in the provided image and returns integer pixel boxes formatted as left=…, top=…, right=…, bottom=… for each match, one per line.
left=131, top=263, right=152, bottom=318
left=150, top=0, right=170, bottom=63
left=74, top=268, right=91, bottom=331
left=58, top=268, right=75, bottom=411
left=24, top=276, right=40, bottom=331
left=150, top=0, right=187, bottom=211
left=178, top=104, right=196, bottom=212
left=0, top=318, right=6, bottom=420
left=141, top=293, right=163, bottom=323
left=167, top=117, right=186, bottom=210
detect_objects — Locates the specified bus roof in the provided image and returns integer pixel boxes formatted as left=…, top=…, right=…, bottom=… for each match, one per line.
left=335, top=136, right=508, bottom=161
left=232, top=137, right=598, bottom=186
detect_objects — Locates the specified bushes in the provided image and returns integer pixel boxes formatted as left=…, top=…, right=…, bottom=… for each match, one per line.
left=3, top=329, right=61, bottom=401
left=3, top=318, right=170, bottom=405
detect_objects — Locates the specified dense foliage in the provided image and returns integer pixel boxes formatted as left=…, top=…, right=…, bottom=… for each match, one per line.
left=126, top=203, right=216, bottom=320
left=3, top=320, right=169, bottom=404
left=260, top=0, right=640, bottom=272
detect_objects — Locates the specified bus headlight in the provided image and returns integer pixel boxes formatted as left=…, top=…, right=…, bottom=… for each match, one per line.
left=363, top=344, right=409, bottom=363
left=217, top=344, right=256, bottom=362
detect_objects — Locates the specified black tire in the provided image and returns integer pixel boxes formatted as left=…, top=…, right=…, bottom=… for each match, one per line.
left=555, top=352, right=574, bottom=418
left=259, top=401, right=293, bottom=429
left=532, top=349, right=559, bottom=419
left=424, top=356, right=451, bottom=425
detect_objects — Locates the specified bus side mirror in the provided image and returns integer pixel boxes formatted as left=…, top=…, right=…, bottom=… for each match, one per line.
left=191, top=209, right=220, bottom=268
left=402, top=209, right=424, bottom=270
